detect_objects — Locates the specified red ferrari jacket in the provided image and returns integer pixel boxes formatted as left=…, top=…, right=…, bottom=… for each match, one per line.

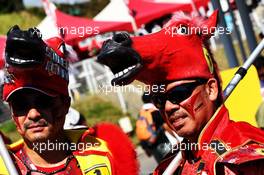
left=154, top=105, right=264, bottom=175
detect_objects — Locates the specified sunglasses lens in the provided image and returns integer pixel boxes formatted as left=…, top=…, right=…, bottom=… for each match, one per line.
left=167, top=82, right=202, bottom=104
left=168, top=87, right=193, bottom=104
left=151, top=80, right=206, bottom=109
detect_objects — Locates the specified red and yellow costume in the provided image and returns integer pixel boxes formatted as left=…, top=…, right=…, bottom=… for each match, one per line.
left=0, top=27, right=138, bottom=175
left=97, top=9, right=264, bottom=174
left=154, top=105, right=264, bottom=174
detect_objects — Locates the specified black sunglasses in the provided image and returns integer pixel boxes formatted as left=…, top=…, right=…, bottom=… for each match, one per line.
left=151, top=79, right=207, bottom=109
left=9, top=91, right=60, bottom=116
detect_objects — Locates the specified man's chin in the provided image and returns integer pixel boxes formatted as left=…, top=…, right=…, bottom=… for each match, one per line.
left=25, top=132, right=50, bottom=143
left=175, top=131, right=186, bottom=138
left=175, top=127, right=194, bottom=139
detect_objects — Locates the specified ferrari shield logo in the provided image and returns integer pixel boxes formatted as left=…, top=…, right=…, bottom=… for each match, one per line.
left=84, top=164, right=110, bottom=175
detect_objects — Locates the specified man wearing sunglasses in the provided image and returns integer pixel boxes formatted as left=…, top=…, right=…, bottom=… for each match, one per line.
left=0, top=26, right=138, bottom=175
left=97, top=11, right=264, bottom=174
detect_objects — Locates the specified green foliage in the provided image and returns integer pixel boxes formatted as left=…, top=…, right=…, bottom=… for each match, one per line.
left=0, top=0, right=109, bottom=35
left=86, top=0, right=109, bottom=17
left=0, top=0, right=24, bottom=13
left=26, top=7, right=46, bottom=19
left=72, top=95, right=124, bottom=126
left=73, top=94, right=139, bottom=145
left=0, top=120, right=21, bottom=142
left=0, top=120, right=16, bottom=133
left=56, top=0, right=109, bottom=18
left=0, top=10, right=43, bottom=35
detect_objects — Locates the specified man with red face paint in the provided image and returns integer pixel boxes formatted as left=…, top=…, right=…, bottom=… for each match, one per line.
left=97, top=11, right=264, bottom=174
left=0, top=26, right=138, bottom=175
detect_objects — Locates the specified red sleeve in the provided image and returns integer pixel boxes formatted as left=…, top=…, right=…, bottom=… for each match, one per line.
left=94, top=122, right=139, bottom=175
left=237, top=159, right=264, bottom=175
left=218, top=159, right=264, bottom=175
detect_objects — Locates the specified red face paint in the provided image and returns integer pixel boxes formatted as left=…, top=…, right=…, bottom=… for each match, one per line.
left=180, top=89, right=204, bottom=118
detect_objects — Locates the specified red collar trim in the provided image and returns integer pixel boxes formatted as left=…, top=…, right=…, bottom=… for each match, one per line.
left=195, top=105, right=229, bottom=157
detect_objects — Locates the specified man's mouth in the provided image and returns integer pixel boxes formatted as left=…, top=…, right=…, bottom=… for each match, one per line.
left=27, top=124, right=47, bottom=132
left=169, top=114, right=187, bottom=130
left=27, top=124, right=46, bottom=129
left=25, top=120, right=48, bottom=131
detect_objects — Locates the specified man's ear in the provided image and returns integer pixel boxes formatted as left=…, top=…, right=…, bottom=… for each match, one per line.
left=62, top=96, right=71, bottom=115
left=11, top=115, right=23, bottom=135
left=205, top=78, right=218, bottom=102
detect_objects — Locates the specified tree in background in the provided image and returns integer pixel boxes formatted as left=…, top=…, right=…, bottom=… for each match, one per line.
left=0, top=0, right=24, bottom=13
left=57, top=0, right=109, bottom=17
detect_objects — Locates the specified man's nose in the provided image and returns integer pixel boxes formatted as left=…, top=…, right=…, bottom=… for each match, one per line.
left=27, top=108, right=41, bottom=120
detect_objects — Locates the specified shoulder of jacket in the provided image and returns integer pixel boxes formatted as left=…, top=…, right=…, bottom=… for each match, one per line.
left=217, top=142, right=264, bottom=165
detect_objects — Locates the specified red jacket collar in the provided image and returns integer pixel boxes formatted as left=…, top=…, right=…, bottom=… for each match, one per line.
left=198, top=105, right=229, bottom=146
left=194, top=105, right=229, bottom=158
